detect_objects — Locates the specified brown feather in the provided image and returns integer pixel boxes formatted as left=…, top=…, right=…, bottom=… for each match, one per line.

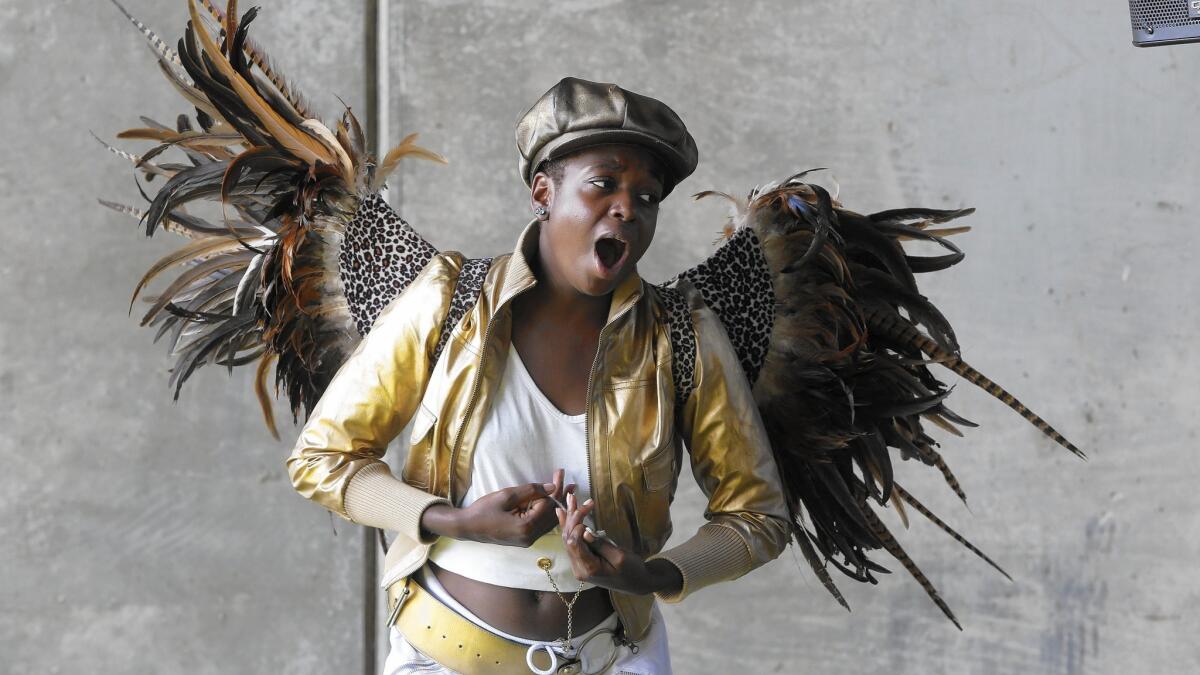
left=369, top=133, right=448, bottom=193
left=224, top=0, right=239, bottom=57
left=130, top=236, right=255, bottom=311
left=892, top=483, right=1012, bottom=581
left=862, top=507, right=962, bottom=630
left=254, top=351, right=280, bottom=440
left=188, top=0, right=333, bottom=167
left=198, top=0, right=313, bottom=119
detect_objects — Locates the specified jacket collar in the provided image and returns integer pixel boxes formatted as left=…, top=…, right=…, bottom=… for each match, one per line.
left=499, top=219, right=645, bottom=324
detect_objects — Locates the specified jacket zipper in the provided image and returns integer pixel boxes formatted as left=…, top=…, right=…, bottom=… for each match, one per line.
left=447, top=288, right=530, bottom=503
left=448, top=313, right=494, bottom=504
left=583, top=300, right=639, bottom=544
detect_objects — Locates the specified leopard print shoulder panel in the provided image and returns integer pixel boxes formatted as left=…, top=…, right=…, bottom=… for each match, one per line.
left=672, top=226, right=775, bottom=385
left=649, top=283, right=697, bottom=414
left=432, top=256, right=493, bottom=366
left=340, top=193, right=439, bottom=337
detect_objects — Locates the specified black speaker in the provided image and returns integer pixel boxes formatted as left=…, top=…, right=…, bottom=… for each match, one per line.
left=1130, top=0, right=1200, bottom=46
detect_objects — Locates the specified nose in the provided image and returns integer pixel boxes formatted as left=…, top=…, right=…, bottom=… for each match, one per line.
left=608, top=189, right=636, bottom=222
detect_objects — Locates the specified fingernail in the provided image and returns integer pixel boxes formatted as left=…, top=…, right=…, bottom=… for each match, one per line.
left=556, top=508, right=564, bottom=517
left=583, top=498, right=593, bottom=506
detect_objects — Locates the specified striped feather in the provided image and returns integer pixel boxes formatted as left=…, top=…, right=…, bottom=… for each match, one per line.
left=108, top=0, right=190, bottom=81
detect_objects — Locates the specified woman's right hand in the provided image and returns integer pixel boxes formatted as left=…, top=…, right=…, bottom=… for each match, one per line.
left=420, top=471, right=567, bottom=547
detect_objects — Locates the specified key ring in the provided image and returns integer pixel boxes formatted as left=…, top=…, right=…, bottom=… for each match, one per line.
left=526, top=642, right=560, bottom=675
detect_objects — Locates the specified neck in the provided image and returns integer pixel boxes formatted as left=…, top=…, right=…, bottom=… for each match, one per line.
left=523, top=247, right=610, bottom=328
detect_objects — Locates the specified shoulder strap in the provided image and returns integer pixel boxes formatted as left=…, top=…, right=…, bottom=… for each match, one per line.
left=431, top=256, right=493, bottom=366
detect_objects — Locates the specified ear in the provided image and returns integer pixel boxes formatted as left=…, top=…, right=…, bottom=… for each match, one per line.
left=530, top=172, right=554, bottom=220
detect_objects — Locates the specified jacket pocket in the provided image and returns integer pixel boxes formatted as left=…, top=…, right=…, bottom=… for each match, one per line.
left=402, top=404, right=437, bottom=490
left=641, top=429, right=676, bottom=493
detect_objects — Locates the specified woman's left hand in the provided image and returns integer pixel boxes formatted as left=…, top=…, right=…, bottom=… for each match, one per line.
left=557, top=492, right=683, bottom=596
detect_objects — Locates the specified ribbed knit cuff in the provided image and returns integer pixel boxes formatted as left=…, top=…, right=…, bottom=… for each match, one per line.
left=647, top=522, right=754, bottom=603
left=344, top=463, right=450, bottom=544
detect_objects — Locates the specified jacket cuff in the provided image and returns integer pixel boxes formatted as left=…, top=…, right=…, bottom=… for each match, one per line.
left=647, top=522, right=753, bottom=603
left=343, top=463, right=450, bottom=544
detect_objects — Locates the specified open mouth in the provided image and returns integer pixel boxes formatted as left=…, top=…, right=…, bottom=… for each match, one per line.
left=594, top=235, right=629, bottom=272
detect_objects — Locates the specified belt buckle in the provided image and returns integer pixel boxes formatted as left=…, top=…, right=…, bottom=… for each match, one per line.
left=555, top=660, right=583, bottom=675
left=386, top=578, right=412, bottom=627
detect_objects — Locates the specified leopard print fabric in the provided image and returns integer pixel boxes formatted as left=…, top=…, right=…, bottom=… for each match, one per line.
left=340, top=193, right=438, bottom=336
left=432, top=256, right=493, bottom=365
left=650, top=284, right=697, bottom=413
left=670, top=226, right=775, bottom=386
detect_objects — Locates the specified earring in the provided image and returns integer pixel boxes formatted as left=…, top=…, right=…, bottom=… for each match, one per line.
left=533, top=205, right=547, bottom=218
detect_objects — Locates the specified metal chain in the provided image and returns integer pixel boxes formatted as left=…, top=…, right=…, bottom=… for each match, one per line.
left=535, top=558, right=636, bottom=675
left=540, top=560, right=584, bottom=651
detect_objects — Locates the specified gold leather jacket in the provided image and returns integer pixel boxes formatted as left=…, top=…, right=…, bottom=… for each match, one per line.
left=288, top=219, right=791, bottom=640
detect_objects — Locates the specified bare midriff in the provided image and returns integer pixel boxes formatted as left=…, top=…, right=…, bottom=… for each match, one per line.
left=429, top=562, right=614, bottom=641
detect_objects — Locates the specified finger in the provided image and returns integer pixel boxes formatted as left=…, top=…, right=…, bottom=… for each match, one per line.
left=566, top=522, right=598, bottom=561
left=561, top=501, right=584, bottom=543
left=525, top=499, right=559, bottom=536
left=572, top=498, right=594, bottom=520
left=569, top=523, right=608, bottom=582
left=502, top=484, right=532, bottom=508
left=564, top=496, right=593, bottom=523
left=552, top=468, right=564, bottom=501
left=564, top=529, right=594, bottom=580
left=515, top=482, right=550, bottom=508
left=587, top=529, right=624, bottom=563
left=525, top=495, right=552, bottom=518
left=561, top=500, right=594, bottom=543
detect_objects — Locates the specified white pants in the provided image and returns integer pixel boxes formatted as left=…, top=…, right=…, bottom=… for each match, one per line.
left=382, top=569, right=672, bottom=674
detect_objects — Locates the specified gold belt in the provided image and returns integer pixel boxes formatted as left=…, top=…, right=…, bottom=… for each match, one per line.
left=386, top=578, right=586, bottom=675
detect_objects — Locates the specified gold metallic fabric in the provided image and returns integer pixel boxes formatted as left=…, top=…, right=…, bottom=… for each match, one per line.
left=289, top=219, right=790, bottom=640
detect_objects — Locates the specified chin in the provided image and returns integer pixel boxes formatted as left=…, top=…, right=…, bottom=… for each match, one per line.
left=575, top=277, right=619, bottom=297
left=575, top=267, right=630, bottom=297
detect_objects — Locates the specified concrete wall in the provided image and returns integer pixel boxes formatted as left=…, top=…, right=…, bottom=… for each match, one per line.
left=0, top=2, right=369, bottom=673
left=3, top=0, right=1197, bottom=673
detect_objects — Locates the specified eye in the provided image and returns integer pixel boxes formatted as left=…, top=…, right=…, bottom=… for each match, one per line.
left=588, top=177, right=614, bottom=190
left=638, top=192, right=661, bottom=205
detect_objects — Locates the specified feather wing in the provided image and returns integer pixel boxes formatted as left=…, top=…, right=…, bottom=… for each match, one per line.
left=667, top=173, right=1083, bottom=626
left=101, top=1, right=446, bottom=436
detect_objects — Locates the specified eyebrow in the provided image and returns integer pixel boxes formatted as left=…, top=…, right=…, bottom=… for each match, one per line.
left=585, top=159, right=665, bottom=190
left=588, top=160, right=626, bottom=172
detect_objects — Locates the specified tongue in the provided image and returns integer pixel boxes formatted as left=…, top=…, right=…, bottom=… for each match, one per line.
left=595, top=239, right=624, bottom=268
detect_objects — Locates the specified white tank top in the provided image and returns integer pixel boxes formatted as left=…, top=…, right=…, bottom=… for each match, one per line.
left=427, top=342, right=594, bottom=592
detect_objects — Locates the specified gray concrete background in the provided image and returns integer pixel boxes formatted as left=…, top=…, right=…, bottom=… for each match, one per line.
left=0, top=2, right=370, bottom=673
left=2, top=0, right=1197, bottom=673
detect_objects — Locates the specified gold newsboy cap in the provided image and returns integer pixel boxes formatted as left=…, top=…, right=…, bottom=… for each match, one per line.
left=515, top=77, right=699, bottom=197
